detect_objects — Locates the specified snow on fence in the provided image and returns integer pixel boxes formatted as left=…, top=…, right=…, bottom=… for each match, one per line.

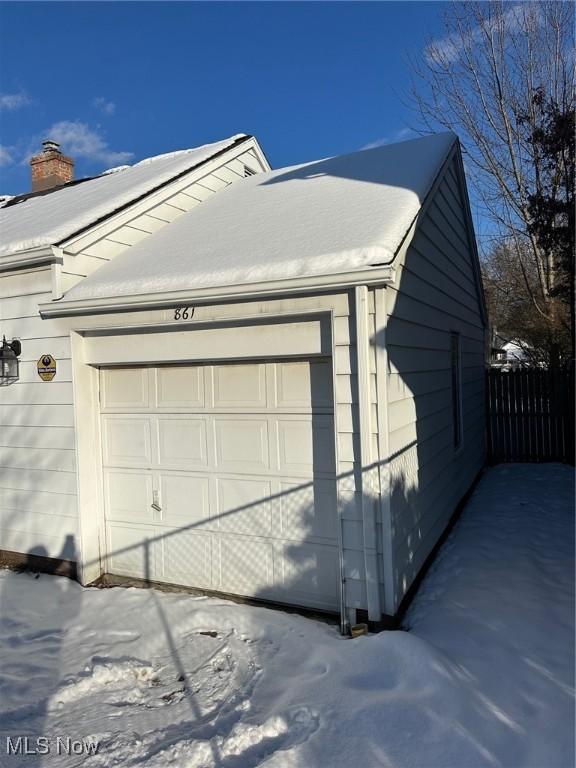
left=487, top=368, right=575, bottom=465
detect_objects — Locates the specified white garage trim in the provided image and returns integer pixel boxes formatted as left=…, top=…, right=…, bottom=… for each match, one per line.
left=83, top=316, right=331, bottom=366
left=355, top=286, right=381, bottom=621
left=374, top=287, right=395, bottom=616
left=40, top=265, right=395, bottom=317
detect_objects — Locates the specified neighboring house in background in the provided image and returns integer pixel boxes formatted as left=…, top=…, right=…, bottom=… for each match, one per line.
left=20, top=131, right=488, bottom=630
left=490, top=333, right=535, bottom=370
left=0, top=135, right=270, bottom=565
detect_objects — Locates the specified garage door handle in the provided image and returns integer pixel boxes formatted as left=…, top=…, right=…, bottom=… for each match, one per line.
left=151, top=490, right=161, bottom=513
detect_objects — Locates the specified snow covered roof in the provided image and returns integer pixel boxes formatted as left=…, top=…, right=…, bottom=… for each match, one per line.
left=63, top=132, right=457, bottom=303
left=0, top=135, right=248, bottom=258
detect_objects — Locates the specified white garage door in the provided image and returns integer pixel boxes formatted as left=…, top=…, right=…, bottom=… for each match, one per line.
left=99, top=359, right=339, bottom=611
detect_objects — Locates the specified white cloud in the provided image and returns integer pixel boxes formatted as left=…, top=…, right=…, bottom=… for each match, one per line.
left=43, top=121, right=133, bottom=166
left=92, top=96, right=116, bottom=116
left=361, top=128, right=415, bottom=150
left=0, top=145, right=14, bottom=166
left=0, top=92, right=30, bottom=111
left=424, top=4, right=537, bottom=65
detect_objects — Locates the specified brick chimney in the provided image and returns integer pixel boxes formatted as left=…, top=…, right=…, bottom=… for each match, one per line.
left=30, top=140, right=74, bottom=192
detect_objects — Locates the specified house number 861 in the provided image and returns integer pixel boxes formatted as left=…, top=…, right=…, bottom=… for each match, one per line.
left=174, top=307, right=195, bottom=320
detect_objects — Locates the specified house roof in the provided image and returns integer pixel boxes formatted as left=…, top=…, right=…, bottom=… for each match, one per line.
left=0, top=134, right=249, bottom=258
left=61, top=132, right=457, bottom=303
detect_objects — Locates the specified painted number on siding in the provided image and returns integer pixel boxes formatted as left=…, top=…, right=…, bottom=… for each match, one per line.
left=174, top=307, right=195, bottom=320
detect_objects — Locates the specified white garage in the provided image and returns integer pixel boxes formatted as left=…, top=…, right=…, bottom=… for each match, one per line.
left=99, top=359, right=340, bottom=611
left=40, top=133, right=487, bottom=630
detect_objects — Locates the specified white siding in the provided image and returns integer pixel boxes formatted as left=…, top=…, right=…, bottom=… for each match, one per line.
left=0, top=143, right=268, bottom=565
left=60, top=149, right=266, bottom=290
left=383, top=156, right=485, bottom=611
left=0, top=268, right=78, bottom=559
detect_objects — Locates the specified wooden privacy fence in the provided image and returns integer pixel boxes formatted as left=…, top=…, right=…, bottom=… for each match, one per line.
left=487, top=368, right=575, bottom=464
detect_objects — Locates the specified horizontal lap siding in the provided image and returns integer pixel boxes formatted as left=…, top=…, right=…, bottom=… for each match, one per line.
left=62, top=149, right=263, bottom=289
left=0, top=269, right=78, bottom=559
left=385, top=157, right=486, bottom=610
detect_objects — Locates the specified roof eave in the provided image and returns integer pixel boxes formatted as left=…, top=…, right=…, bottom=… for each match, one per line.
left=39, top=265, right=396, bottom=318
left=0, top=245, right=61, bottom=272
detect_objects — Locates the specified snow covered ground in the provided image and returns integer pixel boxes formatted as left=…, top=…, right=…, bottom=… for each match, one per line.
left=0, top=464, right=573, bottom=768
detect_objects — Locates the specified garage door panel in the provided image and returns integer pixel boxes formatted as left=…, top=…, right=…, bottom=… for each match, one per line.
left=156, top=366, right=205, bottom=409
left=214, top=418, right=269, bottom=472
left=275, top=360, right=333, bottom=410
left=107, top=524, right=158, bottom=580
left=158, top=417, right=208, bottom=469
left=105, top=470, right=154, bottom=523
left=279, top=480, right=339, bottom=541
left=216, top=477, right=272, bottom=535
left=214, top=535, right=273, bottom=595
left=101, top=368, right=149, bottom=410
left=101, top=358, right=339, bottom=612
left=159, top=473, right=210, bottom=526
left=275, top=542, right=340, bottom=609
left=103, top=417, right=152, bottom=466
left=160, top=529, right=212, bottom=587
left=212, top=363, right=266, bottom=408
left=277, top=417, right=335, bottom=476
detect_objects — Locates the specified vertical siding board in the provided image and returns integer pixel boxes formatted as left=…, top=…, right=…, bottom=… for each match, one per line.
left=487, top=370, right=494, bottom=462
left=510, top=371, right=518, bottom=461
left=492, top=370, right=500, bottom=462
left=549, top=370, right=557, bottom=459
left=547, top=370, right=554, bottom=460
left=524, top=370, right=531, bottom=461
left=528, top=369, right=535, bottom=461
left=568, top=371, right=575, bottom=464
left=535, top=370, right=543, bottom=461
left=529, top=370, right=536, bottom=462
left=504, top=374, right=510, bottom=460
left=494, top=370, right=501, bottom=462
left=553, top=370, right=563, bottom=460
left=491, top=370, right=498, bottom=462
left=519, top=371, right=526, bottom=461
left=543, top=369, right=550, bottom=460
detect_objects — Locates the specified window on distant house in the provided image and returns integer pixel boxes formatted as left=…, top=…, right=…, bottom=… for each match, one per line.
left=450, top=332, right=462, bottom=449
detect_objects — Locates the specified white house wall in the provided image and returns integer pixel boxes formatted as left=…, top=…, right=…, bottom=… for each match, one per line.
left=384, top=156, right=486, bottom=611
left=0, top=267, right=78, bottom=559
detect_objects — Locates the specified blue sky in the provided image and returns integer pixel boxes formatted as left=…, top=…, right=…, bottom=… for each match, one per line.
left=0, top=1, right=451, bottom=196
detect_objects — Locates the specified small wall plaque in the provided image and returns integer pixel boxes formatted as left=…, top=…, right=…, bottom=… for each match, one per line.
left=37, top=354, right=57, bottom=382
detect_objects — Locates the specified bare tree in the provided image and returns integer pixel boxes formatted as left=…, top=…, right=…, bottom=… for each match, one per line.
left=410, top=0, right=575, bottom=365
left=482, top=239, right=570, bottom=367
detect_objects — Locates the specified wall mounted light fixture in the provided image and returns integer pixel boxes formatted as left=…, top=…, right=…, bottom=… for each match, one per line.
left=0, top=336, right=21, bottom=383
